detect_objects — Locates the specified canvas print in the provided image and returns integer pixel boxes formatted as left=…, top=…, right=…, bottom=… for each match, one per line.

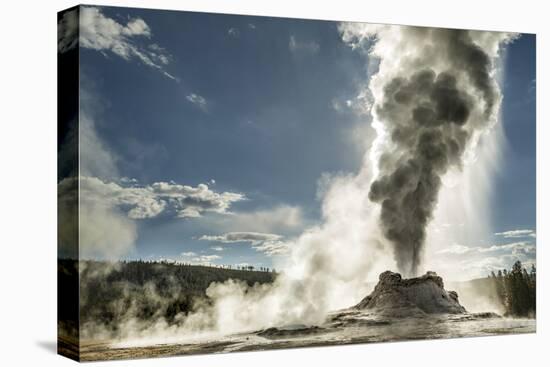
left=57, top=5, right=536, bottom=362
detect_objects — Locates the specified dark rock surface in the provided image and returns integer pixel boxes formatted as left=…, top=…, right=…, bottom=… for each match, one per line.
left=354, top=271, right=467, bottom=317
left=257, top=325, right=328, bottom=339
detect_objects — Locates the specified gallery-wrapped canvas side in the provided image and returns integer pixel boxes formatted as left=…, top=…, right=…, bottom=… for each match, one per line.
left=57, top=5, right=80, bottom=362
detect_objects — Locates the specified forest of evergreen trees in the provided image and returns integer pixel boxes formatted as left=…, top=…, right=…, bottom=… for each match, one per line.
left=489, top=261, right=536, bottom=317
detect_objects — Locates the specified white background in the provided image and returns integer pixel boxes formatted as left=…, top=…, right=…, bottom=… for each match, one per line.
left=0, top=0, right=547, bottom=365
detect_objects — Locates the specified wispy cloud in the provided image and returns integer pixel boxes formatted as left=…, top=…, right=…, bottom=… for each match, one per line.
left=199, top=232, right=282, bottom=243
left=186, top=93, right=208, bottom=112
left=199, top=232, right=290, bottom=256
left=495, top=229, right=536, bottom=238
left=434, top=240, right=536, bottom=280
left=181, top=251, right=197, bottom=257
left=289, top=35, right=320, bottom=54
left=210, top=205, right=304, bottom=234
left=58, top=7, right=176, bottom=80
left=436, top=243, right=472, bottom=255
left=227, top=27, right=240, bottom=37
left=180, top=252, right=221, bottom=265
left=437, top=241, right=535, bottom=256
left=252, top=241, right=290, bottom=256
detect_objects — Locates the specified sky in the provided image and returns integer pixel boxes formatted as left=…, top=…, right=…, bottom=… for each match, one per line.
left=60, top=6, right=536, bottom=277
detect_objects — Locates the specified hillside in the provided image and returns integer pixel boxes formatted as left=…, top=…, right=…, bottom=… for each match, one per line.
left=58, top=259, right=277, bottom=336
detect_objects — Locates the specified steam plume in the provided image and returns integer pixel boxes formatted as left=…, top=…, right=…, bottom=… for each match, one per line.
left=340, top=25, right=515, bottom=276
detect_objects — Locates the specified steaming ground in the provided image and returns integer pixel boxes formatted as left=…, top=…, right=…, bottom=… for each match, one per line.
left=73, top=271, right=536, bottom=361
left=76, top=25, right=522, bottom=349
left=79, top=318, right=534, bottom=361
left=76, top=269, right=535, bottom=361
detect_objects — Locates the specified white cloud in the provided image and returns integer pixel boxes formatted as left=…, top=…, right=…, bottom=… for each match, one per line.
left=252, top=240, right=290, bottom=256
left=199, top=232, right=282, bottom=243
left=478, top=242, right=536, bottom=255
left=436, top=243, right=472, bottom=255
left=227, top=28, right=240, bottom=37
left=181, top=251, right=197, bottom=257
left=289, top=35, right=320, bottom=54
left=495, top=229, right=536, bottom=238
left=78, top=176, right=245, bottom=220
left=80, top=112, right=119, bottom=178
left=180, top=252, right=221, bottom=265
left=58, top=177, right=137, bottom=260
left=331, top=87, right=373, bottom=117
left=58, top=8, right=79, bottom=53
left=210, top=246, right=224, bottom=252
left=58, top=7, right=176, bottom=80
left=213, top=205, right=304, bottom=234
left=434, top=241, right=536, bottom=280
left=437, top=241, right=535, bottom=255
left=199, top=232, right=290, bottom=256
left=186, top=93, right=208, bottom=112
left=58, top=83, right=137, bottom=259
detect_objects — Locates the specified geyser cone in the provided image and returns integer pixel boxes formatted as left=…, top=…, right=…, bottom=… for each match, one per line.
left=354, top=270, right=467, bottom=317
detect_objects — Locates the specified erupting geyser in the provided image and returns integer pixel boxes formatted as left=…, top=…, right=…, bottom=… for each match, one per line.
left=339, top=26, right=516, bottom=276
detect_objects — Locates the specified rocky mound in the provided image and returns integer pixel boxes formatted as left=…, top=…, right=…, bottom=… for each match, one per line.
left=354, top=271, right=466, bottom=317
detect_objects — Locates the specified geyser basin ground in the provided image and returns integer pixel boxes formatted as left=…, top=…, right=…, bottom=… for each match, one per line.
left=79, top=316, right=534, bottom=361
left=77, top=271, right=535, bottom=361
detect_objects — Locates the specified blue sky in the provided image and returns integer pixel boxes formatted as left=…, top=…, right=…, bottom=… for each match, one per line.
left=69, top=6, right=536, bottom=275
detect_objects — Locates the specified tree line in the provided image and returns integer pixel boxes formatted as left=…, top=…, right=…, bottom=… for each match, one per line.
left=489, top=260, right=536, bottom=317
left=58, top=259, right=278, bottom=335
left=132, top=260, right=276, bottom=273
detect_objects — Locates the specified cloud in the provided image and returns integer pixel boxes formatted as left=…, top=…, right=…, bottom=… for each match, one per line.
left=478, top=242, right=536, bottom=255
left=181, top=251, right=197, bottom=257
left=436, top=243, right=472, bottom=255
left=58, top=7, right=176, bottom=80
left=80, top=111, right=119, bottom=178
left=437, top=241, right=535, bottom=255
left=199, top=232, right=282, bottom=243
left=289, top=35, right=320, bottom=54
left=186, top=93, right=208, bottom=112
left=58, top=177, right=137, bottom=260
left=199, top=232, right=290, bottom=256
left=331, top=91, right=373, bottom=116
left=61, top=172, right=245, bottom=259
left=59, top=77, right=134, bottom=260
left=58, top=8, right=79, bottom=53
left=457, top=253, right=536, bottom=278
left=78, top=176, right=245, bottom=220
left=213, top=205, right=304, bottom=234
left=495, top=229, right=536, bottom=238
left=210, top=246, right=224, bottom=252
left=180, top=252, right=221, bottom=265
left=252, top=241, right=290, bottom=256
left=434, top=240, right=536, bottom=280
left=227, top=28, right=240, bottom=37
